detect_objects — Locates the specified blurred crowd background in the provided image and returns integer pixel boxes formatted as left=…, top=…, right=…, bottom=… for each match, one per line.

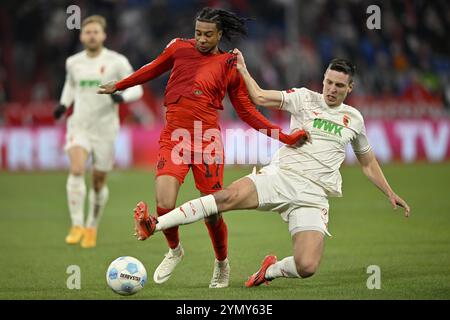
left=0, top=0, right=449, bottom=127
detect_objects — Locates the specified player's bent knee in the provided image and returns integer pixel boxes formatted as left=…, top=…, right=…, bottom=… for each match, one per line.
left=155, top=192, right=178, bottom=209
left=297, top=265, right=317, bottom=278
left=297, top=267, right=316, bottom=278
left=295, top=259, right=319, bottom=278
left=156, top=200, right=176, bottom=210
left=156, top=192, right=178, bottom=209
left=70, top=167, right=85, bottom=176
left=92, top=172, right=107, bottom=192
left=93, top=180, right=106, bottom=192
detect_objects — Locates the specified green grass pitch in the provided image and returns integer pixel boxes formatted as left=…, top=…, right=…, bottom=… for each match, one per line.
left=0, top=163, right=449, bottom=300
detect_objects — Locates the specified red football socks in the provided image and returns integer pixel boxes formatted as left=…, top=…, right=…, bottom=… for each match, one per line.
left=205, top=216, right=228, bottom=261
left=157, top=206, right=180, bottom=249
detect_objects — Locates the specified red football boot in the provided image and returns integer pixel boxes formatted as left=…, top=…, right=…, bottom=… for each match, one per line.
left=133, top=201, right=157, bottom=240
left=245, top=255, right=277, bottom=287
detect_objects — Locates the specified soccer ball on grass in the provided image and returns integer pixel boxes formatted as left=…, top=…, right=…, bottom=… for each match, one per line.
left=106, top=256, right=147, bottom=295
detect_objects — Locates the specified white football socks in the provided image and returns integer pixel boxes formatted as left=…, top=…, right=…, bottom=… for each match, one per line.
left=156, top=195, right=218, bottom=231
left=66, top=174, right=86, bottom=227
left=265, top=256, right=300, bottom=280
left=169, top=243, right=183, bottom=256
left=86, top=186, right=109, bottom=229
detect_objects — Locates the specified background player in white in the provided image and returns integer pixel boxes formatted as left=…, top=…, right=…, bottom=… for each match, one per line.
left=55, top=15, right=143, bottom=248
left=131, top=49, right=410, bottom=286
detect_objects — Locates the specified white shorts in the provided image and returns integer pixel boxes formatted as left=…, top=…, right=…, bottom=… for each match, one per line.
left=64, top=128, right=116, bottom=172
left=246, top=165, right=331, bottom=236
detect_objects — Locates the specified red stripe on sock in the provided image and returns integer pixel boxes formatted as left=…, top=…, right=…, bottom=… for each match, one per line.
left=157, top=206, right=179, bottom=249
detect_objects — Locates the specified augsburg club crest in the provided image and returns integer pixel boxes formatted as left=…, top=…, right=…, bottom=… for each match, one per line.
left=343, top=114, right=350, bottom=127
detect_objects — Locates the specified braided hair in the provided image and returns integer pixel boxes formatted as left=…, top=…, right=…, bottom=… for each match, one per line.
left=196, top=7, right=251, bottom=41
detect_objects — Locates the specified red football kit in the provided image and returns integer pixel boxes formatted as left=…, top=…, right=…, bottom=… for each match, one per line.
left=116, top=38, right=295, bottom=193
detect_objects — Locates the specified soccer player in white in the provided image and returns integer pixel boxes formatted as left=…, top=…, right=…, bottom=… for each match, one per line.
left=131, top=49, right=410, bottom=286
left=56, top=15, right=143, bottom=248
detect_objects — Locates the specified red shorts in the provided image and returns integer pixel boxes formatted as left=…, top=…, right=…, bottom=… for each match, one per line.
left=156, top=146, right=224, bottom=194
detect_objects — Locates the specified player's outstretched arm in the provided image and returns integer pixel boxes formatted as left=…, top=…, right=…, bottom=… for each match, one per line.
left=98, top=39, right=177, bottom=95
left=228, top=70, right=311, bottom=146
left=232, top=48, right=282, bottom=109
left=356, top=150, right=410, bottom=217
left=115, top=57, right=144, bottom=103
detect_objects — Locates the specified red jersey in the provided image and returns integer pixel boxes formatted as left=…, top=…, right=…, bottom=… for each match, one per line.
left=118, top=38, right=235, bottom=110
left=115, top=38, right=286, bottom=137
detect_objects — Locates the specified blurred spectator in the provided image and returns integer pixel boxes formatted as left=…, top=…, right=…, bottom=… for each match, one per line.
left=0, top=0, right=449, bottom=126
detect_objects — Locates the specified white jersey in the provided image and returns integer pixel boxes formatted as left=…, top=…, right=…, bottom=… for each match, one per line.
left=271, top=87, right=371, bottom=197
left=59, top=48, right=143, bottom=136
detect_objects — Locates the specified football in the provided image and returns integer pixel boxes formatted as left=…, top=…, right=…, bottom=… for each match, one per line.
left=106, top=256, right=147, bottom=295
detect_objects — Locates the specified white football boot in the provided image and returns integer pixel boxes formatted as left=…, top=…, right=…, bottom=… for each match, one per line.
left=209, top=258, right=230, bottom=288
left=153, top=245, right=184, bottom=284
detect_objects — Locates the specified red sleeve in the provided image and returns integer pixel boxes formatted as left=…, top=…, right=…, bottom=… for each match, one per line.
left=227, top=69, right=284, bottom=139
left=115, top=38, right=179, bottom=91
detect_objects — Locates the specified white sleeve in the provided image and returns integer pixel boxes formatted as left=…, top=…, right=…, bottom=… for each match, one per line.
left=59, top=60, right=75, bottom=106
left=279, top=87, right=303, bottom=114
left=351, top=119, right=371, bottom=154
left=116, top=56, right=143, bottom=103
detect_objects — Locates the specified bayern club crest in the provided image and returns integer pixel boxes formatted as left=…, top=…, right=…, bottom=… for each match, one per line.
left=343, top=114, right=350, bottom=127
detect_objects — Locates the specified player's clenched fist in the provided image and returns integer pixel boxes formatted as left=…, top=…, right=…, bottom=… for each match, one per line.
left=231, top=48, right=246, bottom=71
left=280, top=129, right=312, bottom=147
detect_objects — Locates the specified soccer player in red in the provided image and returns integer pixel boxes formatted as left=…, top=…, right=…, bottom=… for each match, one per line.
left=98, top=7, right=307, bottom=288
